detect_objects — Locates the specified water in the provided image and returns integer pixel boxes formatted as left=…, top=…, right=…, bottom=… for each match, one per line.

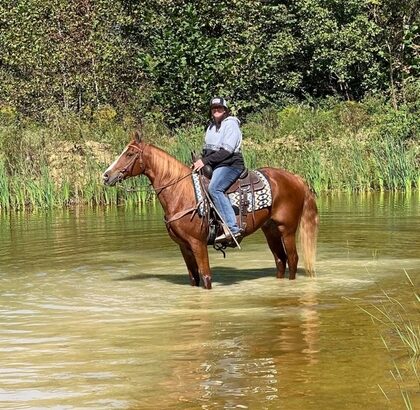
left=1, top=193, right=419, bottom=409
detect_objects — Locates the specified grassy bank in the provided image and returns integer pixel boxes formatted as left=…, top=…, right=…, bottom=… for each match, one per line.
left=0, top=97, right=418, bottom=210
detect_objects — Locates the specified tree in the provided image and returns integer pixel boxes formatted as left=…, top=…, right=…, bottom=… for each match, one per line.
left=0, top=0, right=142, bottom=118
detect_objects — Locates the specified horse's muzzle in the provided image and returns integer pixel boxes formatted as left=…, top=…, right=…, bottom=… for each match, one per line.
left=103, top=171, right=123, bottom=186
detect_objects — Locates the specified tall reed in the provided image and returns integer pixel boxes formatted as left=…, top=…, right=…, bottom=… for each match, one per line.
left=0, top=97, right=418, bottom=210
left=346, top=271, right=419, bottom=409
left=241, top=101, right=418, bottom=194
left=0, top=159, right=11, bottom=210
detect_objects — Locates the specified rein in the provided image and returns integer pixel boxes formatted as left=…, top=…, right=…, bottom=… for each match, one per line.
left=153, top=172, right=193, bottom=195
left=127, top=143, right=192, bottom=195
left=121, top=143, right=197, bottom=223
left=154, top=171, right=195, bottom=224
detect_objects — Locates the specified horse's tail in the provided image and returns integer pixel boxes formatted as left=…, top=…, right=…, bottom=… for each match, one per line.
left=300, top=188, right=319, bottom=277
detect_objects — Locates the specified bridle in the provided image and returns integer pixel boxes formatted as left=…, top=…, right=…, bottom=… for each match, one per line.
left=114, top=142, right=199, bottom=225
left=121, top=143, right=192, bottom=195
left=120, top=144, right=144, bottom=176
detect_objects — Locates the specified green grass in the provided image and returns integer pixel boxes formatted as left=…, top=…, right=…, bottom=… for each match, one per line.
left=346, top=271, right=419, bottom=409
left=0, top=97, right=418, bottom=210
left=241, top=100, right=418, bottom=194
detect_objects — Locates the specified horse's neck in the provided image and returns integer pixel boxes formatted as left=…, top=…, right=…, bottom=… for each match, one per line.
left=143, top=145, right=186, bottom=185
left=143, top=145, right=194, bottom=212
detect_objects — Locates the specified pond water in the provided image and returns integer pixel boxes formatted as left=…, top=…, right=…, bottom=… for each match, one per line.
left=0, top=193, right=419, bottom=410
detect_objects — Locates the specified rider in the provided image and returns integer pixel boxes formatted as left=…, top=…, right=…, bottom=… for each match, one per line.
left=192, top=97, right=245, bottom=242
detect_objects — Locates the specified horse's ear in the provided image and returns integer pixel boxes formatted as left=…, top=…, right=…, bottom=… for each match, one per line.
left=133, top=129, right=143, bottom=143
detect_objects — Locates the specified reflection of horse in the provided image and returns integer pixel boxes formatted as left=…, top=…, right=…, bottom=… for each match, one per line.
left=103, top=130, right=319, bottom=289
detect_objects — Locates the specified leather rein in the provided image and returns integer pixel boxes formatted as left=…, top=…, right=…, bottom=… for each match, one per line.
left=125, top=144, right=197, bottom=224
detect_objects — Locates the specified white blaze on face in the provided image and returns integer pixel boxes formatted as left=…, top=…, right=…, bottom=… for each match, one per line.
left=104, top=146, right=129, bottom=176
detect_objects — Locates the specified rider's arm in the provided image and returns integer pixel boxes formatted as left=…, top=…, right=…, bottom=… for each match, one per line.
left=202, top=148, right=232, bottom=167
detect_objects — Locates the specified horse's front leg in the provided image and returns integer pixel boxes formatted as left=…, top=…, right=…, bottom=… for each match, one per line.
left=190, top=241, right=212, bottom=290
left=179, top=244, right=200, bottom=287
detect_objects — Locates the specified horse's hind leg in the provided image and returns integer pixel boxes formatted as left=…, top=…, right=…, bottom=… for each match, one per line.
left=179, top=245, right=200, bottom=286
left=282, top=232, right=298, bottom=280
left=262, top=222, right=288, bottom=279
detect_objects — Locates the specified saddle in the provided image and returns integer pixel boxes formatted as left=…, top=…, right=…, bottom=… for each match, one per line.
left=197, top=168, right=270, bottom=245
left=225, top=169, right=266, bottom=194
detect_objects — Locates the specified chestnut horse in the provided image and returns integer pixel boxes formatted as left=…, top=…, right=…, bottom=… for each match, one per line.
left=103, top=131, right=319, bottom=289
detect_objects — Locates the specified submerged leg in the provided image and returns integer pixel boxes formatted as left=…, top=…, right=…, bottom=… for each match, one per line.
left=191, top=241, right=213, bottom=289
left=262, top=222, right=288, bottom=279
left=282, top=232, right=299, bottom=280
left=179, top=245, right=200, bottom=286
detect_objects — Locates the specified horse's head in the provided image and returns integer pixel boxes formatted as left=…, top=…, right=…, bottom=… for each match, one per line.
left=103, top=130, right=146, bottom=186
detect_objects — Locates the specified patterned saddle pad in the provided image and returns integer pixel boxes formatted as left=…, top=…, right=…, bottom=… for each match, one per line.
left=192, top=169, right=272, bottom=216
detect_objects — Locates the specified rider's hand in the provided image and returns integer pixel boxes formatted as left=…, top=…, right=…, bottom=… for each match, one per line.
left=192, top=159, right=205, bottom=172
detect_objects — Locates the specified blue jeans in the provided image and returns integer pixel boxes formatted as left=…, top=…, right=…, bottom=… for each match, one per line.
left=208, top=166, right=242, bottom=234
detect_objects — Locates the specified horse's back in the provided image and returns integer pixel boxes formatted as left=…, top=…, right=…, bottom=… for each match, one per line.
left=260, top=167, right=309, bottom=196
left=260, top=167, right=312, bottom=226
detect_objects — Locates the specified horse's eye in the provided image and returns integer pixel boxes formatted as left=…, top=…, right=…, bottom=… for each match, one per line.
left=126, top=152, right=134, bottom=158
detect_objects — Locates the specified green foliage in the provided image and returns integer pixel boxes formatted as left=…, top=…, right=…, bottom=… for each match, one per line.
left=0, top=0, right=143, bottom=119
left=368, top=0, right=419, bottom=104
left=0, top=105, right=18, bottom=126
left=290, top=0, right=382, bottom=98
left=0, top=97, right=417, bottom=210
left=241, top=98, right=419, bottom=193
left=123, top=1, right=301, bottom=124
left=0, top=0, right=418, bottom=125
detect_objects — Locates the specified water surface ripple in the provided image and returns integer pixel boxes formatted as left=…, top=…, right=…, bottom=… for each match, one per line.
left=1, top=193, right=419, bottom=409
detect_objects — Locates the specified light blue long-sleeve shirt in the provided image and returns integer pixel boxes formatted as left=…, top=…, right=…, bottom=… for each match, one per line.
left=203, top=116, right=242, bottom=153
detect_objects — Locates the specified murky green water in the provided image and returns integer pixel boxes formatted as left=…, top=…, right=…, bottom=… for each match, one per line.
left=1, top=193, right=419, bottom=410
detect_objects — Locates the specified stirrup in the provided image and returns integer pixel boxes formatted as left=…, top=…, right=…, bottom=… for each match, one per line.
left=215, top=230, right=242, bottom=243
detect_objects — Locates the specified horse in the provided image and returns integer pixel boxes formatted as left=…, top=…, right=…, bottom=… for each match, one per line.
left=103, top=130, right=319, bottom=289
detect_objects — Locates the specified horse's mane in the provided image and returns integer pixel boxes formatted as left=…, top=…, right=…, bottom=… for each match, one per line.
left=144, top=144, right=194, bottom=201
left=145, top=144, right=190, bottom=178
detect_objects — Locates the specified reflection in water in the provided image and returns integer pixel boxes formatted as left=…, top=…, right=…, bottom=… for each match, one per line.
left=191, top=282, right=322, bottom=409
left=0, top=193, right=419, bottom=409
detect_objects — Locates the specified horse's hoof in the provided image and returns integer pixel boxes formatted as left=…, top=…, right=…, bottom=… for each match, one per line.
left=189, top=273, right=201, bottom=286
left=202, top=275, right=212, bottom=290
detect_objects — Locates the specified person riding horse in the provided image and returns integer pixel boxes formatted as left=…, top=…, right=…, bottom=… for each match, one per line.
left=103, top=130, right=318, bottom=289
left=192, top=97, right=245, bottom=242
